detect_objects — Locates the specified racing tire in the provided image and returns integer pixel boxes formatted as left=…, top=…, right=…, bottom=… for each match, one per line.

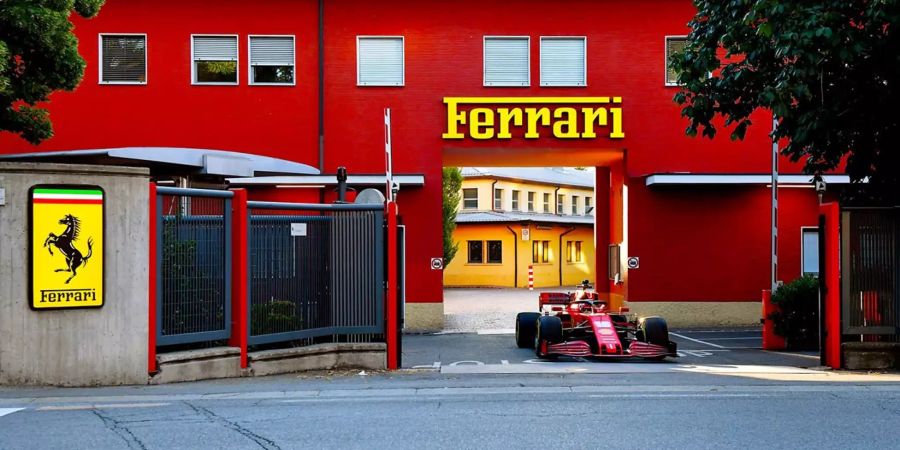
left=516, top=312, right=541, bottom=349
left=535, top=315, right=564, bottom=358
left=639, top=316, right=670, bottom=347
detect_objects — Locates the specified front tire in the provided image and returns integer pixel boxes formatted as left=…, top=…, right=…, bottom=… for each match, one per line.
left=516, top=312, right=541, bottom=348
left=639, top=316, right=670, bottom=347
left=535, top=315, right=563, bottom=358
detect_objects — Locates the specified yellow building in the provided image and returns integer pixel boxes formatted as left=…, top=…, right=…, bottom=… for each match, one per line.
left=444, top=167, right=596, bottom=288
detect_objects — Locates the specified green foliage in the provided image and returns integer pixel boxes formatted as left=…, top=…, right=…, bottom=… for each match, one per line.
left=251, top=300, right=302, bottom=336
left=671, top=1, right=900, bottom=196
left=442, top=167, right=463, bottom=266
left=0, top=0, right=105, bottom=144
left=769, top=276, right=820, bottom=350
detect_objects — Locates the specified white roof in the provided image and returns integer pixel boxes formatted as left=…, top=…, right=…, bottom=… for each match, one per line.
left=461, top=167, right=594, bottom=188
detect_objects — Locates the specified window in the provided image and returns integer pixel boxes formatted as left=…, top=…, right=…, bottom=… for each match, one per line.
left=527, top=192, right=535, bottom=212
left=511, top=190, right=520, bottom=211
left=572, top=195, right=579, bottom=215
left=99, top=34, right=147, bottom=84
left=543, top=193, right=550, bottom=213
left=357, top=36, right=404, bottom=86
left=249, top=36, right=295, bottom=85
left=487, top=241, right=503, bottom=263
left=566, top=241, right=584, bottom=263
left=585, top=196, right=592, bottom=214
left=192, top=35, right=238, bottom=84
left=462, top=188, right=478, bottom=209
left=540, top=37, right=586, bottom=87
left=532, top=240, right=550, bottom=263
left=483, top=36, right=529, bottom=86
left=802, top=228, right=820, bottom=276
left=665, top=36, right=687, bottom=86
left=493, top=188, right=503, bottom=210
left=467, top=241, right=484, bottom=264
left=608, top=244, right=621, bottom=281
left=557, top=194, right=564, bottom=214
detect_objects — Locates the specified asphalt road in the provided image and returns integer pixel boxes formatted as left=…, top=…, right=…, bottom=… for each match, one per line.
left=402, top=328, right=819, bottom=371
left=2, top=372, right=900, bottom=450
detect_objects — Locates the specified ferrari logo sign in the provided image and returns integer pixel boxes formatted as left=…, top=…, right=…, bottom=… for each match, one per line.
left=30, top=185, right=104, bottom=309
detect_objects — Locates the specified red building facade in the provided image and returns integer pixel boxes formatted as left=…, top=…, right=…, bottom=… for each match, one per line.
left=0, top=0, right=834, bottom=328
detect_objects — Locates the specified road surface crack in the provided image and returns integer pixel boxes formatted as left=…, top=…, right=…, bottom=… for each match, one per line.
left=185, top=402, right=282, bottom=450
left=92, top=409, right=149, bottom=450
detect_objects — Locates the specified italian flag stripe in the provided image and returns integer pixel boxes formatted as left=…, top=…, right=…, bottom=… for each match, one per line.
left=33, top=188, right=103, bottom=204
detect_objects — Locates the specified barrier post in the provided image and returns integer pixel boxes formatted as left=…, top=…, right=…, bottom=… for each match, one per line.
left=229, top=189, right=249, bottom=369
left=528, top=265, right=534, bottom=291
left=761, top=289, right=785, bottom=350
left=821, top=202, right=841, bottom=369
left=386, top=201, right=399, bottom=370
left=148, top=183, right=158, bottom=374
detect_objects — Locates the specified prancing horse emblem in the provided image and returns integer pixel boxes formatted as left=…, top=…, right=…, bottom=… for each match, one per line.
left=43, top=214, right=94, bottom=284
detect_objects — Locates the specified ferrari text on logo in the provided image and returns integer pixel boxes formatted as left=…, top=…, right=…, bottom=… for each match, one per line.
left=442, top=97, right=624, bottom=140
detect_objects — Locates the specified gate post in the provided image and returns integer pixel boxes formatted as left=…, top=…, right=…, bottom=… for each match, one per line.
left=148, top=183, right=158, bottom=374
left=229, top=189, right=249, bottom=369
left=761, top=289, right=785, bottom=350
left=821, top=202, right=841, bottom=369
left=386, top=201, right=399, bottom=370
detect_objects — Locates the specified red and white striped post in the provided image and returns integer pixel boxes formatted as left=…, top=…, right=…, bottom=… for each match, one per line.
left=528, top=265, right=534, bottom=291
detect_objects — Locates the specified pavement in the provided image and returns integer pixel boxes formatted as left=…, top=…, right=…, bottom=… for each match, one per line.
left=1, top=288, right=897, bottom=449
left=2, top=370, right=900, bottom=449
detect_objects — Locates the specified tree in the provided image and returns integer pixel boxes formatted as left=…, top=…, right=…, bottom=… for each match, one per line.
left=442, top=167, right=463, bottom=266
left=1, top=0, right=105, bottom=144
left=671, top=1, right=900, bottom=195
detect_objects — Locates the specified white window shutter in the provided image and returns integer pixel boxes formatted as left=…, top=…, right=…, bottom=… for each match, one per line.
left=540, top=38, right=586, bottom=86
left=484, top=37, right=529, bottom=86
left=250, top=37, right=294, bottom=66
left=101, top=35, right=146, bottom=83
left=193, top=36, right=238, bottom=61
left=358, top=37, right=404, bottom=86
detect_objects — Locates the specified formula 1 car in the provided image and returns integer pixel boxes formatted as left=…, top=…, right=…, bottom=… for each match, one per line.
left=515, top=281, right=678, bottom=360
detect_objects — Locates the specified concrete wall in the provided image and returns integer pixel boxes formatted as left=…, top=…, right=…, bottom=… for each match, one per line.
left=0, top=163, right=150, bottom=386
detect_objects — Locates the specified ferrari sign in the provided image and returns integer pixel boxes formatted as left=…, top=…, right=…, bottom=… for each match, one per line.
left=442, top=97, right=624, bottom=140
left=30, top=185, right=104, bottom=309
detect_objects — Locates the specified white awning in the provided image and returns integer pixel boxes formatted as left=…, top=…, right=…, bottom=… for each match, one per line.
left=646, top=174, right=852, bottom=186
left=228, top=174, right=425, bottom=187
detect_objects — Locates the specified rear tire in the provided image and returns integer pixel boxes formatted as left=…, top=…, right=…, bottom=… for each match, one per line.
left=639, top=317, right=670, bottom=347
left=516, top=312, right=541, bottom=348
left=535, top=315, right=564, bottom=357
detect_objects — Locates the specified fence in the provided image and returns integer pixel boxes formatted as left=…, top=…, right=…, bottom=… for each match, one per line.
left=842, top=207, right=899, bottom=337
left=247, top=201, right=385, bottom=345
left=155, top=187, right=233, bottom=346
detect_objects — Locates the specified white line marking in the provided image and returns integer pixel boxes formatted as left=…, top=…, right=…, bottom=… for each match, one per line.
left=476, top=329, right=515, bottom=335
left=0, top=408, right=24, bottom=418
left=37, top=403, right=170, bottom=412
left=669, top=332, right=727, bottom=349
left=588, top=394, right=768, bottom=399
left=701, top=337, right=763, bottom=341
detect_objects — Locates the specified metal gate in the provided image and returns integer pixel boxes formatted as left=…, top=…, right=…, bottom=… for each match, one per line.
left=842, top=207, right=900, bottom=337
left=247, top=201, right=384, bottom=345
left=155, top=187, right=233, bottom=346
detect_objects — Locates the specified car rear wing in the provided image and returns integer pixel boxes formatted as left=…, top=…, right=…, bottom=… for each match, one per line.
left=539, top=292, right=570, bottom=308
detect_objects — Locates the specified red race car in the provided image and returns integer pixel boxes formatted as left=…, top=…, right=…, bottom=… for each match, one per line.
left=515, top=281, right=678, bottom=360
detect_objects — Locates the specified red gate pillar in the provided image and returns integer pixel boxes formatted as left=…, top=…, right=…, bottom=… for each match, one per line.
left=148, top=183, right=158, bottom=374
left=229, top=189, right=249, bottom=369
left=821, top=202, right=841, bottom=369
left=761, top=290, right=786, bottom=350
left=386, top=201, right=400, bottom=370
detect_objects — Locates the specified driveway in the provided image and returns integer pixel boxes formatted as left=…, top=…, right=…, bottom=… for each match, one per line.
left=443, top=287, right=557, bottom=333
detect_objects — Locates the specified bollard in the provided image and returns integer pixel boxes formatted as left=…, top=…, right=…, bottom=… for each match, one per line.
left=528, top=265, right=534, bottom=291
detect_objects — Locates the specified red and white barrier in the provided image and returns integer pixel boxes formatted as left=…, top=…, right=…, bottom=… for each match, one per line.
left=528, top=265, right=534, bottom=291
